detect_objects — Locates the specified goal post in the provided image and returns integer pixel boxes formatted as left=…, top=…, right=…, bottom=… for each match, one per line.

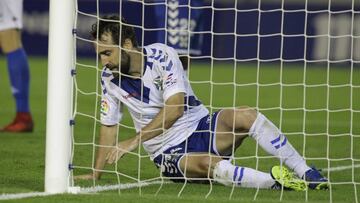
left=45, top=0, right=75, bottom=194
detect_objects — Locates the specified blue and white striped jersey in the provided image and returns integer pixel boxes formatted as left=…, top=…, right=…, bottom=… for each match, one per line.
left=100, top=43, right=209, bottom=159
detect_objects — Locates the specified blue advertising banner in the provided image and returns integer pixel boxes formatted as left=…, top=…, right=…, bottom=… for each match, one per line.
left=22, top=0, right=360, bottom=62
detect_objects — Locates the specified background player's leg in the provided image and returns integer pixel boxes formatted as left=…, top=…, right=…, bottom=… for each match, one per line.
left=0, top=29, right=33, bottom=132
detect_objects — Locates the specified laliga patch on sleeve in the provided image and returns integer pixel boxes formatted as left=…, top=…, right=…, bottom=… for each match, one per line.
left=101, top=99, right=109, bottom=116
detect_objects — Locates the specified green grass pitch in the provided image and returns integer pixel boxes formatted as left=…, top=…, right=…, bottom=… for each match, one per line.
left=0, top=57, right=359, bottom=203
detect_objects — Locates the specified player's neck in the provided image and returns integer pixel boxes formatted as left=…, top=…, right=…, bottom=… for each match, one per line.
left=127, top=47, right=143, bottom=78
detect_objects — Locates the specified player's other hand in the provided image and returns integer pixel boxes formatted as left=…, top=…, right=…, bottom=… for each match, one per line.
left=106, top=136, right=139, bottom=164
left=74, top=173, right=100, bottom=180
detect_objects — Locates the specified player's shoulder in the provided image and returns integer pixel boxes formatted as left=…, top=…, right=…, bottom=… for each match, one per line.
left=145, top=43, right=169, bottom=50
left=144, top=43, right=177, bottom=58
left=144, top=44, right=178, bottom=73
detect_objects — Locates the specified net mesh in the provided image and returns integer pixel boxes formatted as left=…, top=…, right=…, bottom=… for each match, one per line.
left=71, top=0, right=360, bottom=202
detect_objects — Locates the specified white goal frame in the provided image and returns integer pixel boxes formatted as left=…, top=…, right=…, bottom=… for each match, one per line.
left=44, top=0, right=75, bottom=194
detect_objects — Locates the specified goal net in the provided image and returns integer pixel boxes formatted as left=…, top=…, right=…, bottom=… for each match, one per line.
left=57, top=0, right=360, bottom=201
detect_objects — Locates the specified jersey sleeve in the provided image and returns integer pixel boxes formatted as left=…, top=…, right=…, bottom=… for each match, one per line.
left=100, top=88, right=123, bottom=126
left=161, top=47, right=187, bottom=101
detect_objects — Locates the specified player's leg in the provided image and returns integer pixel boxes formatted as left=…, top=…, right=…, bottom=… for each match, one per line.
left=179, top=154, right=275, bottom=188
left=0, top=29, right=33, bottom=132
left=214, top=107, right=255, bottom=156
left=215, top=107, right=310, bottom=177
left=153, top=111, right=305, bottom=190
left=214, top=107, right=328, bottom=189
left=0, top=0, right=33, bottom=132
left=178, top=153, right=305, bottom=190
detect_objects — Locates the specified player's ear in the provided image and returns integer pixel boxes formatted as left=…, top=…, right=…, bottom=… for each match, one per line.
left=123, top=38, right=133, bottom=50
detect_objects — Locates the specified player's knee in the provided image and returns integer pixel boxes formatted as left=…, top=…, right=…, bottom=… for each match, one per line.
left=235, top=106, right=257, bottom=130
left=0, top=29, right=22, bottom=53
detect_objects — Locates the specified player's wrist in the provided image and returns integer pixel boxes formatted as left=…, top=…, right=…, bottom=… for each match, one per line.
left=133, top=135, right=141, bottom=144
left=93, top=171, right=102, bottom=179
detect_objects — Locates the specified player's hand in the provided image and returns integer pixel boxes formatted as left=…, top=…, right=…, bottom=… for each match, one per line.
left=74, top=172, right=100, bottom=180
left=106, top=136, right=139, bottom=164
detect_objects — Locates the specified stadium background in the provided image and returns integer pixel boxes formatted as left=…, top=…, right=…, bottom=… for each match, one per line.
left=0, top=0, right=359, bottom=202
left=21, top=0, right=360, bottom=60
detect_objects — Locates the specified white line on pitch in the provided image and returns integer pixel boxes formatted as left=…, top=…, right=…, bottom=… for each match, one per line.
left=322, top=164, right=360, bottom=172
left=0, top=180, right=166, bottom=201
left=78, top=180, right=168, bottom=193
left=1, top=164, right=359, bottom=200
left=0, top=192, right=52, bottom=201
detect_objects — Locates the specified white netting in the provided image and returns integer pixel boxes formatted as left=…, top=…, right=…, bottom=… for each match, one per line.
left=71, top=0, right=360, bottom=202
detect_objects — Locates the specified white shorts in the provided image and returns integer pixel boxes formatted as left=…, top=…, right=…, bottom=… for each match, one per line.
left=0, top=0, right=23, bottom=31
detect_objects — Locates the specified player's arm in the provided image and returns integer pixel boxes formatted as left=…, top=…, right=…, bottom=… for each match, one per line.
left=74, top=125, right=117, bottom=180
left=75, top=83, right=122, bottom=180
left=139, top=92, right=185, bottom=141
left=93, top=125, right=118, bottom=178
left=106, top=92, right=185, bottom=164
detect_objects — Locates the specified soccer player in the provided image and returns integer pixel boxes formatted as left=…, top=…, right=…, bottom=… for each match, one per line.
left=0, top=0, right=34, bottom=132
left=76, top=15, right=328, bottom=190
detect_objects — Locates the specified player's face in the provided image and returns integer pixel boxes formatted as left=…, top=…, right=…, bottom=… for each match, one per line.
left=96, top=32, right=130, bottom=77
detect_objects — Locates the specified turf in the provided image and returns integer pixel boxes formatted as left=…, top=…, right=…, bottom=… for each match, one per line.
left=0, top=57, right=359, bottom=202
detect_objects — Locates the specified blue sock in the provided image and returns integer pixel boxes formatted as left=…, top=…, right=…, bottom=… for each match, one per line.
left=6, top=48, right=30, bottom=113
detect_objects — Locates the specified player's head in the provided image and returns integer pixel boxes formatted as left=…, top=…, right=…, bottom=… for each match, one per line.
left=90, top=15, right=138, bottom=76
left=91, top=15, right=138, bottom=47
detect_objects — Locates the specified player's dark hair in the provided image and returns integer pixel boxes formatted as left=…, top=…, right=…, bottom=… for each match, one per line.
left=90, top=15, right=138, bottom=47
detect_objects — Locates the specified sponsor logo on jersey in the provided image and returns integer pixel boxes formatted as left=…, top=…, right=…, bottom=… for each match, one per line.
left=100, top=99, right=109, bottom=115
